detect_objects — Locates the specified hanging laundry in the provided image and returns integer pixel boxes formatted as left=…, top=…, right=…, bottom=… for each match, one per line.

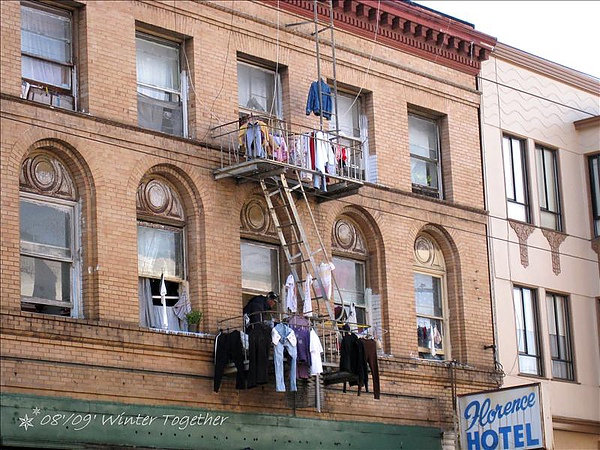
left=285, top=273, right=297, bottom=313
left=318, top=261, right=335, bottom=301
left=303, top=273, right=313, bottom=317
left=348, top=302, right=358, bottom=333
left=309, top=328, right=324, bottom=376
left=305, top=79, right=332, bottom=119
left=272, top=323, right=298, bottom=392
left=238, top=119, right=270, bottom=159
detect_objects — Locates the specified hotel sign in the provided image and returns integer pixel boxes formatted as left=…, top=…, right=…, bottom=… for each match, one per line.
left=458, top=383, right=544, bottom=450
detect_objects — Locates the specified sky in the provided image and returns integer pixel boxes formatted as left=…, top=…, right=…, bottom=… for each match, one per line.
left=414, top=1, right=600, bottom=78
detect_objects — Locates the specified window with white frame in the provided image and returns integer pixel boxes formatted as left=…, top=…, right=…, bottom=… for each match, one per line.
left=136, top=32, right=187, bottom=137
left=21, top=1, right=76, bottom=110
left=589, top=154, right=600, bottom=237
left=536, top=145, right=562, bottom=231
left=237, top=61, right=282, bottom=120
left=513, top=286, right=542, bottom=376
left=546, top=293, right=574, bottom=380
left=137, top=177, right=187, bottom=331
left=20, top=153, right=80, bottom=317
left=503, top=135, right=530, bottom=223
left=330, top=92, right=369, bottom=181
left=414, top=234, right=447, bottom=360
left=409, top=114, right=442, bottom=198
left=241, top=240, right=281, bottom=306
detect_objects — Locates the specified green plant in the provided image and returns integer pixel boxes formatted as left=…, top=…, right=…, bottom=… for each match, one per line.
left=185, top=310, right=203, bottom=325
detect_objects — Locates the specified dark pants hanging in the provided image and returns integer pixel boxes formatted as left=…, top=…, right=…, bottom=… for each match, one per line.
left=213, top=330, right=246, bottom=392
left=247, top=323, right=271, bottom=389
left=362, top=338, right=381, bottom=400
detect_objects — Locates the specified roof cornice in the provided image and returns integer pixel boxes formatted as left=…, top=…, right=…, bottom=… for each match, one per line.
left=261, top=0, right=497, bottom=75
left=493, top=43, right=600, bottom=96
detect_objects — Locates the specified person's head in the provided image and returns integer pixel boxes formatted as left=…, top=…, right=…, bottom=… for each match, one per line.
left=267, top=291, right=279, bottom=309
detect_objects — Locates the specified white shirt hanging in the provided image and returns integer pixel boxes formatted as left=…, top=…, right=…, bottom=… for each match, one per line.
left=285, top=274, right=297, bottom=313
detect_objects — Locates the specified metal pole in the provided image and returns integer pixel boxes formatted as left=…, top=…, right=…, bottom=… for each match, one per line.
left=329, top=0, right=340, bottom=139
left=314, top=0, right=323, bottom=131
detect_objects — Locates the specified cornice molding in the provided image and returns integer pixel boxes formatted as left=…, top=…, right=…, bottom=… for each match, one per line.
left=263, top=0, right=497, bottom=75
left=493, top=43, right=600, bottom=96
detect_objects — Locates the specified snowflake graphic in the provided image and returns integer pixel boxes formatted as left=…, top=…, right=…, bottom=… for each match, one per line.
left=19, top=414, right=34, bottom=431
left=32, top=407, right=41, bottom=416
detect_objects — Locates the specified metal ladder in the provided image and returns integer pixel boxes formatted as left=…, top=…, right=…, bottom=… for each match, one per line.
left=260, top=171, right=342, bottom=322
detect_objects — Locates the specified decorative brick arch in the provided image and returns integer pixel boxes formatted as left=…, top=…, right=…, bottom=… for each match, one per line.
left=413, top=223, right=467, bottom=362
left=133, top=161, right=207, bottom=313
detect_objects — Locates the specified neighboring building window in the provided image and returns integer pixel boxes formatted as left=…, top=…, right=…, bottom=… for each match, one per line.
left=20, top=1, right=76, bottom=110
left=241, top=240, right=281, bottom=306
left=137, top=177, right=187, bottom=331
left=503, top=135, right=530, bottom=222
left=136, top=32, right=187, bottom=136
left=513, top=286, right=542, bottom=376
left=19, top=153, right=80, bottom=317
left=414, top=234, right=447, bottom=360
left=589, top=154, right=600, bottom=237
left=330, top=92, right=370, bottom=181
left=536, top=145, right=562, bottom=230
left=409, top=114, right=442, bottom=198
left=237, top=60, right=282, bottom=120
left=546, top=293, right=574, bottom=380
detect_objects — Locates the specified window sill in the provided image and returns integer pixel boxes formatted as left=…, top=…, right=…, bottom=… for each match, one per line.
left=144, top=327, right=214, bottom=338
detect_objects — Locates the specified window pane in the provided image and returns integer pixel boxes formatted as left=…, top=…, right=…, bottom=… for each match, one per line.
left=21, top=4, right=71, bottom=63
left=237, top=63, right=279, bottom=116
left=409, top=115, right=438, bottom=160
left=136, top=36, right=180, bottom=91
left=20, top=199, right=71, bottom=252
left=241, top=241, right=279, bottom=292
left=519, top=355, right=539, bottom=375
left=21, top=255, right=70, bottom=302
left=512, top=142, right=526, bottom=204
left=411, top=158, right=439, bottom=188
left=138, top=225, right=184, bottom=279
left=503, top=136, right=515, bottom=199
left=22, top=55, right=71, bottom=89
left=414, top=273, right=442, bottom=317
left=332, top=94, right=360, bottom=138
left=332, top=257, right=365, bottom=306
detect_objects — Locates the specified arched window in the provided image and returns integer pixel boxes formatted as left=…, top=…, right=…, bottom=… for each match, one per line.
left=137, top=176, right=187, bottom=331
left=414, top=233, right=448, bottom=360
left=332, top=217, right=368, bottom=328
left=20, top=152, right=80, bottom=317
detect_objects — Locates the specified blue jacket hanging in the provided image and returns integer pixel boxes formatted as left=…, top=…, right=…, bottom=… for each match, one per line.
left=305, top=79, right=332, bottom=119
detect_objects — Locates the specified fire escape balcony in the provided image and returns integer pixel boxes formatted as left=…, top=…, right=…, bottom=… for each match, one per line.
left=210, top=117, right=364, bottom=202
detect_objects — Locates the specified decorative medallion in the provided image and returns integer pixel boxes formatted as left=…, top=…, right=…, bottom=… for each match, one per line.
left=541, top=229, right=567, bottom=275
left=241, top=197, right=272, bottom=235
left=20, top=153, right=76, bottom=200
left=509, top=220, right=535, bottom=268
left=137, top=177, right=184, bottom=221
left=414, top=234, right=444, bottom=270
left=332, top=218, right=366, bottom=254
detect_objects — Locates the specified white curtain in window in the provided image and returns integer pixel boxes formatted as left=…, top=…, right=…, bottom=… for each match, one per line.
left=136, top=37, right=179, bottom=92
left=137, top=226, right=183, bottom=279
left=138, top=277, right=183, bottom=331
left=21, top=5, right=71, bottom=88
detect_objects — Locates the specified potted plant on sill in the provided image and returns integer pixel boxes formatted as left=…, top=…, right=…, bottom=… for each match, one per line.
left=185, top=310, right=203, bottom=333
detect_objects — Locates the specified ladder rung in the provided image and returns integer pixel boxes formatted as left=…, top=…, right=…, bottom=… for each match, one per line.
left=290, top=259, right=310, bottom=265
left=288, top=183, right=302, bottom=192
left=283, top=240, right=303, bottom=247
left=268, top=190, right=281, bottom=198
left=311, top=248, right=323, bottom=256
left=277, top=222, right=295, bottom=228
left=290, top=252, right=306, bottom=260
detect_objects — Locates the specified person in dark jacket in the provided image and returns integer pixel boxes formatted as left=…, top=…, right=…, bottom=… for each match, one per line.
left=243, top=291, right=278, bottom=324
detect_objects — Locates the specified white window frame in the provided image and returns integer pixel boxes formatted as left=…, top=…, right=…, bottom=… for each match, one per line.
left=237, top=61, right=283, bottom=120
left=409, top=113, right=442, bottom=199
left=332, top=255, right=367, bottom=327
left=20, top=192, right=81, bottom=317
left=503, top=135, right=531, bottom=223
left=536, top=145, right=562, bottom=231
left=136, top=32, right=188, bottom=137
left=20, top=1, right=77, bottom=110
left=241, top=239, right=281, bottom=301
left=414, top=270, right=447, bottom=359
left=513, top=286, right=542, bottom=376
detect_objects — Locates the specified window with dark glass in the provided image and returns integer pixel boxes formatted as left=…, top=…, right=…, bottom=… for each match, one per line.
left=409, top=114, right=442, bottom=198
left=503, top=135, right=530, bottom=222
left=589, top=154, right=600, bottom=237
left=136, top=32, right=187, bottom=136
left=513, top=286, right=542, bottom=375
left=546, top=293, right=574, bottom=380
left=536, top=145, right=562, bottom=231
left=21, top=1, right=75, bottom=110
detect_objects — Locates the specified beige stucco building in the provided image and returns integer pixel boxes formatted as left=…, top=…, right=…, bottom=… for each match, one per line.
left=480, top=43, right=600, bottom=449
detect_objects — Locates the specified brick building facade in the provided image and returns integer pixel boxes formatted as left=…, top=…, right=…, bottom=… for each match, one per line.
left=1, top=1, right=501, bottom=448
